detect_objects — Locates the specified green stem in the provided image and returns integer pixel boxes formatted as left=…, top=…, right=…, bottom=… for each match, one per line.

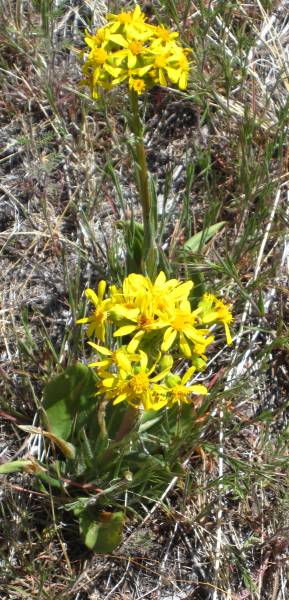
left=129, top=89, right=157, bottom=278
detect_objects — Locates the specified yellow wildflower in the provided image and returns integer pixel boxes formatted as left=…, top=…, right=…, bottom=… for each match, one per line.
left=88, top=342, right=140, bottom=372
left=113, top=292, right=166, bottom=353
left=152, top=24, right=179, bottom=44
left=84, top=27, right=110, bottom=50
left=101, top=350, right=170, bottom=410
left=114, top=271, right=192, bottom=315
left=76, top=281, right=110, bottom=341
left=148, top=271, right=193, bottom=313
left=110, top=37, right=145, bottom=69
left=82, top=6, right=190, bottom=96
left=160, top=300, right=211, bottom=358
left=129, top=78, right=146, bottom=94
left=168, top=366, right=208, bottom=405
left=106, top=5, right=147, bottom=37
left=198, top=293, right=233, bottom=345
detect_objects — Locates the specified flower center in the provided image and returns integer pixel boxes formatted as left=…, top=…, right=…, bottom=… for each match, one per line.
left=138, top=314, right=153, bottom=328
left=216, top=302, right=233, bottom=324
left=92, top=48, right=108, bottom=64
left=94, top=308, right=106, bottom=322
left=129, top=373, right=149, bottom=394
left=155, top=26, right=171, bottom=42
left=172, top=385, right=188, bottom=401
left=171, top=315, right=188, bottom=331
left=129, top=41, right=144, bottom=55
left=130, top=78, right=145, bottom=94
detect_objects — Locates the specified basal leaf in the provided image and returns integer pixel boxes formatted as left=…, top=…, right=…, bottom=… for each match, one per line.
left=184, top=222, right=226, bottom=253
left=0, top=460, right=35, bottom=474
left=75, top=507, right=125, bottom=553
left=43, top=363, right=96, bottom=440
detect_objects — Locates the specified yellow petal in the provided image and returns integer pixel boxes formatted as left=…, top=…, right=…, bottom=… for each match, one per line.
left=154, top=271, right=166, bottom=286
left=102, top=377, right=116, bottom=388
left=225, top=323, right=232, bottom=345
left=103, top=64, right=123, bottom=77
left=98, top=280, right=106, bottom=301
left=179, top=333, right=191, bottom=358
left=108, top=34, right=128, bottom=47
left=127, top=53, right=137, bottom=69
left=88, top=342, right=112, bottom=356
left=127, top=330, right=144, bottom=353
left=189, top=384, right=208, bottom=395
left=161, top=328, right=177, bottom=352
left=85, top=288, right=99, bottom=307
left=151, top=396, right=168, bottom=410
left=133, top=5, right=142, bottom=18
left=137, top=65, right=152, bottom=77
left=88, top=359, right=109, bottom=368
left=76, top=317, right=90, bottom=324
left=116, top=352, right=132, bottom=372
left=181, top=365, right=196, bottom=385
left=139, top=350, right=148, bottom=371
left=113, top=393, right=127, bottom=405
left=159, top=68, right=167, bottom=87
left=179, top=71, right=188, bottom=90
left=166, top=66, right=179, bottom=84
left=151, top=367, right=170, bottom=383
left=114, top=325, right=137, bottom=337
left=170, top=280, right=193, bottom=300
left=179, top=299, right=191, bottom=312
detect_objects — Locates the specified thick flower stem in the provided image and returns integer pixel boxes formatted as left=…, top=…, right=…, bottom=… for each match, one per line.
left=129, top=89, right=158, bottom=279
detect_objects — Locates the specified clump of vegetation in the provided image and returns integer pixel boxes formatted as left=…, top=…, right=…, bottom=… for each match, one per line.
left=1, top=1, right=289, bottom=598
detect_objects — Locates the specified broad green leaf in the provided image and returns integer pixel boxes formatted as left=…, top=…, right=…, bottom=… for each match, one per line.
left=184, top=222, right=226, bottom=253
left=74, top=507, right=125, bottom=553
left=43, top=363, right=96, bottom=440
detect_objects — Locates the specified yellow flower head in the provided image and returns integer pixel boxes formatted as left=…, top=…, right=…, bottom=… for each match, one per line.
left=160, top=300, right=211, bottom=358
left=88, top=342, right=140, bottom=373
left=129, top=78, right=146, bottom=94
left=77, top=273, right=233, bottom=411
left=91, top=47, right=108, bottom=64
left=81, top=6, right=191, bottom=97
left=100, top=350, right=171, bottom=410
left=153, top=24, right=179, bottom=44
left=76, top=281, right=110, bottom=341
left=198, top=293, right=233, bottom=345
left=164, top=366, right=208, bottom=406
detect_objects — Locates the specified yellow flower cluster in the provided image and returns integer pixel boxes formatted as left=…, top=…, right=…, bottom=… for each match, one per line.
left=81, top=5, right=191, bottom=98
left=77, top=272, right=233, bottom=411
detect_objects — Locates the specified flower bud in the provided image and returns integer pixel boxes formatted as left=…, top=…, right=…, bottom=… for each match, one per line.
left=166, top=373, right=181, bottom=387
left=159, top=354, right=173, bottom=370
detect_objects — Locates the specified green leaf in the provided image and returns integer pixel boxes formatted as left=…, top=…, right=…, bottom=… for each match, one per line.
left=0, top=460, right=35, bottom=474
left=117, top=219, right=144, bottom=274
left=139, top=411, right=163, bottom=433
left=43, top=363, right=96, bottom=440
left=184, top=222, right=226, bottom=253
left=74, top=507, right=125, bottom=553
